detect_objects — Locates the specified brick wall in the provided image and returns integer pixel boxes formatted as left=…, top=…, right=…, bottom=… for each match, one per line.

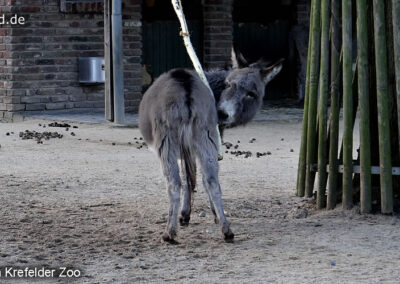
left=0, top=0, right=142, bottom=120
left=203, top=0, right=233, bottom=69
left=122, top=0, right=142, bottom=111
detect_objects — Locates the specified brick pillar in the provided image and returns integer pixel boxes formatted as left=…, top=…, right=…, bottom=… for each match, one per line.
left=203, top=0, right=233, bottom=69
left=122, top=0, right=142, bottom=112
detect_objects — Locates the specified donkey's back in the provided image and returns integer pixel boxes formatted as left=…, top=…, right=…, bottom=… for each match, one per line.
left=138, top=68, right=234, bottom=243
left=139, top=69, right=217, bottom=151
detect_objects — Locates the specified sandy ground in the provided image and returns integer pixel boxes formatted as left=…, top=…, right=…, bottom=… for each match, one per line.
left=0, top=112, right=400, bottom=283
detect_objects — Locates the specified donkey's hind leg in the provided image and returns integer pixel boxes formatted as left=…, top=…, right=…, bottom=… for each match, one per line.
left=179, top=156, right=196, bottom=227
left=195, top=131, right=234, bottom=241
left=205, top=190, right=218, bottom=224
left=159, top=138, right=181, bottom=243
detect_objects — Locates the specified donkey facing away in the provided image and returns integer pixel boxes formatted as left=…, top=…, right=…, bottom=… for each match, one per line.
left=138, top=55, right=283, bottom=243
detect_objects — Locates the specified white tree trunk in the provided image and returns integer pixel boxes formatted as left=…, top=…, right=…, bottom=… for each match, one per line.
left=171, top=0, right=223, bottom=159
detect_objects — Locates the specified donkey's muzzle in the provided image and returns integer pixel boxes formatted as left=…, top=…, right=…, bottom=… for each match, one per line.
left=218, top=110, right=229, bottom=122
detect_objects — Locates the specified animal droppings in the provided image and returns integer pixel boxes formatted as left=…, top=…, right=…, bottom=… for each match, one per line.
left=71, top=132, right=76, bottom=136
left=48, top=122, right=71, bottom=128
left=223, top=142, right=233, bottom=149
left=256, top=152, right=268, bottom=158
left=230, top=150, right=252, bottom=158
left=19, top=130, right=63, bottom=144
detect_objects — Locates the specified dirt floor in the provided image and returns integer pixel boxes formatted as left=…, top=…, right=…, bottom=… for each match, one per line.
left=1, top=111, right=400, bottom=283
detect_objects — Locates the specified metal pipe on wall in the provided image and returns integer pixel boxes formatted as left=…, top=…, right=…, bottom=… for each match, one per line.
left=111, top=0, right=125, bottom=124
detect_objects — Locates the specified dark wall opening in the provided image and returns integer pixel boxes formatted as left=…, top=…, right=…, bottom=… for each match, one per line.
left=233, top=0, right=297, bottom=100
left=142, top=0, right=203, bottom=90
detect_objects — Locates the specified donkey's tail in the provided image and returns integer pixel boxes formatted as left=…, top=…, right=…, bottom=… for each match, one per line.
left=179, top=124, right=196, bottom=192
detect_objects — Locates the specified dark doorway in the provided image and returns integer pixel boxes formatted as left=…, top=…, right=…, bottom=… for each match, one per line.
left=142, top=0, right=203, bottom=88
left=233, top=0, right=296, bottom=100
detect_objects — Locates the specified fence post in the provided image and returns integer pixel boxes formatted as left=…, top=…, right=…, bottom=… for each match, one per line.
left=297, top=0, right=314, bottom=197
left=392, top=0, right=400, bottom=158
left=373, top=0, right=393, bottom=214
left=327, top=0, right=341, bottom=210
left=305, top=0, right=321, bottom=198
left=342, top=0, right=353, bottom=209
left=317, top=0, right=330, bottom=209
left=357, top=0, right=372, bottom=214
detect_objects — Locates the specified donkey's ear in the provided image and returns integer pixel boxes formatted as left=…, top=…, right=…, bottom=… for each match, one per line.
left=260, top=58, right=284, bottom=85
left=231, top=47, right=248, bottom=69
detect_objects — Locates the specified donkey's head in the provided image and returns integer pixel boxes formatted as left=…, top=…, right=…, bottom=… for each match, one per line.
left=217, top=53, right=283, bottom=127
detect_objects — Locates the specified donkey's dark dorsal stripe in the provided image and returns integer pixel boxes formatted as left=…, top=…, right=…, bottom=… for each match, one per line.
left=170, top=69, right=194, bottom=119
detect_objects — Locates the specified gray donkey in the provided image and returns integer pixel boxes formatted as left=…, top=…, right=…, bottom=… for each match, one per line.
left=139, top=54, right=283, bottom=243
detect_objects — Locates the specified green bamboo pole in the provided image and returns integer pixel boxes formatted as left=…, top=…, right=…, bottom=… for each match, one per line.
left=305, top=0, right=321, bottom=198
left=327, top=0, right=341, bottom=210
left=297, top=0, right=314, bottom=197
left=356, top=0, right=372, bottom=214
left=372, top=0, right=393, bottom=214
left=317, top=0, right=330, bottom=209
left=342, top=0, right=353, bottom=209
left=392, top=0, right=400, bottom=157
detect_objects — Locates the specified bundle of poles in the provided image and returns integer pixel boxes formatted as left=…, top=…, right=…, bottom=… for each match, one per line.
left=296, top=0, right=400, bottom=214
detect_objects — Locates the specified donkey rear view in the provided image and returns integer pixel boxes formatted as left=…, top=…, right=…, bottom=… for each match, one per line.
left=139, top=56, right=283, bottom=243
left=139, top=69, right=233, bottom=243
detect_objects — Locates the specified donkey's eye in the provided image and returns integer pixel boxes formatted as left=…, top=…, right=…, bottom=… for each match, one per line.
left=246, top=91, right=257, bottom=99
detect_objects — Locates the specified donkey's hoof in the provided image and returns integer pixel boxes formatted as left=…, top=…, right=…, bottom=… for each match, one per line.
left=162, top=233, right=179, bottom=244
left=223, top=230, right=234, bottom=242
left=179, top=216, right=190, bottom=227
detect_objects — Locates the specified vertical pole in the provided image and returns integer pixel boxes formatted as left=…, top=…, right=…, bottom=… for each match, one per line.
left=112, top=0, right=125, bottom=124
left=372, top=0, right=393, bottom=214
left=305, top=0, right=321, bottom=198
left=357, top=0, right=372, bottom=213
left=317, top=0, right=330, bottom=209
left=392, top=0, right=400, bottom=157
left=342, top=0, right=353, bottom=209
left=297, top=0, right=314, bottom=197
left=327, top=0, right=341, bottom=210
left=104, top=0, right=113, bottom=121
